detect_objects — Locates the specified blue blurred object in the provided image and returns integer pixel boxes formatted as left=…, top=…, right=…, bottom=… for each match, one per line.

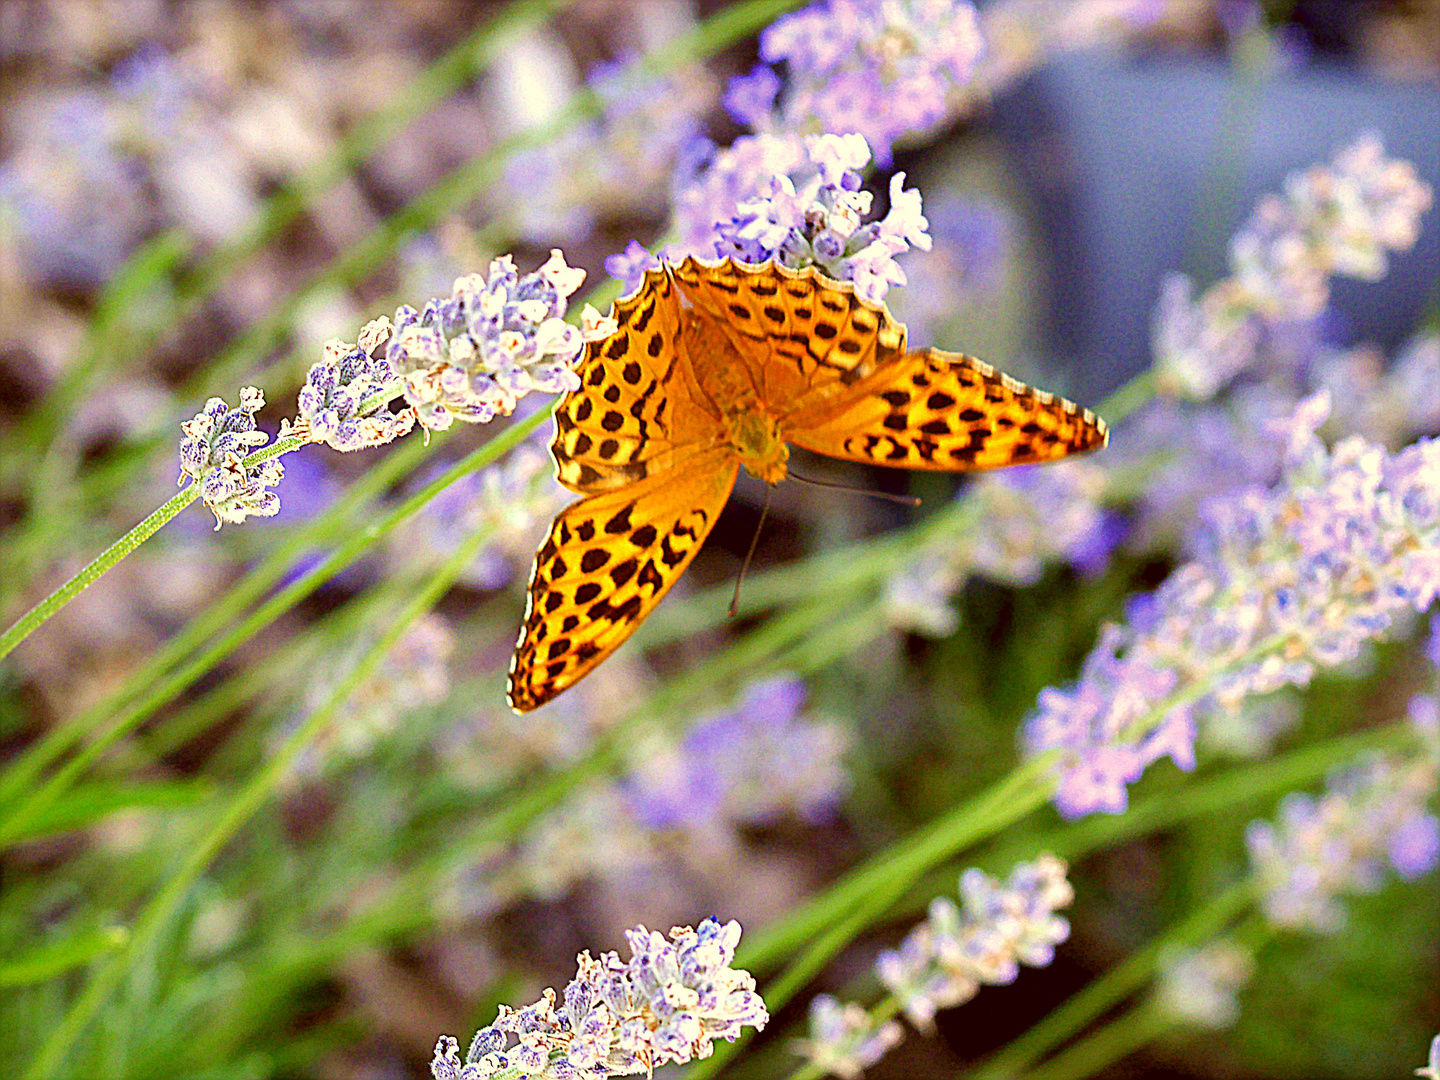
left=993, top=54, right=1440, bottom=401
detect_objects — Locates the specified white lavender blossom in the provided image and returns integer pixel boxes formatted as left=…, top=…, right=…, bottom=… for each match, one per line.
left=875, top=855, right=1072, bottom=1030
left=1155, top=940, right=1256, bottom=1029
left=296, top=316, right=415, bottom=451
left=177, top=387, right=283, bottom=528
left=1245, top=707, right=1439, bottom=934
left=1026, top=393, right=1440, bottom=818
left=1153, top=135, right=1432, bottom=400
left=431, top=919, right=767, bottom=1079
left=651, top=132, right=930, bottom=303
left=794, top=995, right=903, bottom=1080
left=386, top=251, right=604, bottom=431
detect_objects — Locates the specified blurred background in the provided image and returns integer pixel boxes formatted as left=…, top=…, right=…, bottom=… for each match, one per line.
left=1, top=1, right=1437, bottom=1078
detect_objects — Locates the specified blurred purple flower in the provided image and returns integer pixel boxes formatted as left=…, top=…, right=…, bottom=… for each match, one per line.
left=873, top=855, right=1073, bottom=1032
left=1246, top=709, right=1439, bottom=932
left=626, top=675, right=849, bottom=829
left=1026, top=394, right=1440, bottom=818
left=738, top=0, right=983, bottom=166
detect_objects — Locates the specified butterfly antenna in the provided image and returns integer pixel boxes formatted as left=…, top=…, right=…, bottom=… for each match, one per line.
left=730, top=485, right=774, bottom=618
left=787, top=469, right=922, bottom=507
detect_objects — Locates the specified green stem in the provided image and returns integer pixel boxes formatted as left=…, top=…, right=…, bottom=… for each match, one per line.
left=0, top=430, right=311, bottom=661
left=971, top=881, right=1255, bottom=1080
left=21, top=480, right=496, bottom=1080
left=1022, top=998, right=1175, bottom=1080
left=0, top=485, right=197, bottom=661
left=0, top=412, right=545, bottom=846
left=0, top=434, right=429, bottom=813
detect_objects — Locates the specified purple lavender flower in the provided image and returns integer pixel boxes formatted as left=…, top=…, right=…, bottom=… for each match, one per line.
left=297, top=316, right=415, bottom=451
left=1153, top=135, right=1432, bottom=400
left=873, top=855, right=1073, bottom=1031
left=432, top=919, right=767, bottom=1078
left=1026, top=394, right=1440, bottom=818
left=658, top=132, right=930, bottom=303
left=626, top=675, right=849, bottom=829
left=737, top=0, right=984, bottom=166
left=385, top=251, right=604, bottom=432
left=177, top=387, right=282, bottom=528
left=604, top=240, right=662, bottom=299
left=1245, top=706, right=1439, bottom=932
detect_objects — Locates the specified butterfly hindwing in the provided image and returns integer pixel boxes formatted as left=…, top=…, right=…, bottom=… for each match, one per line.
left=784, top=347, right=1108, bottom=470
left=507, top=452, right=740, bottom=713
left=553, top=264, right=722, bottom=495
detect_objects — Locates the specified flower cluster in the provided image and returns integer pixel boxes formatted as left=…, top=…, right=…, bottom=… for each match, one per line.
left=875, top=855, right=1073, bottom=1031
left=793, top=996, right=903, bottom=1080
left=431, top=919, right=767, bottom=1079
left=1155, top=940, right=1256, bottom=1029
left=1026, top=394, right=1440, bottom=818
left=296, top=316, right=415, bottom=451
left=625, top=676, right=850, bottom=829
left=385, top=251, right=609, bottom=431
left=1153, top=134, right=1432, bottom=400
left=623, top=132, right=930, bottom=303
left=726, top=0, right=983, bottom=166
left=177, top=387, right=283, bottom=528
left=1245, top=700, right=1440, bottom=933
left=885, top=460, right=1120, bottom=636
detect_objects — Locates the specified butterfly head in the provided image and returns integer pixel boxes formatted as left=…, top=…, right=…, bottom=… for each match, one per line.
left=731, top=409, right=789, bottom=486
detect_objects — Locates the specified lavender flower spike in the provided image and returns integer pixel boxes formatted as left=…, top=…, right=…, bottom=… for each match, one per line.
left=296, top=316, right=415, bottom=451
left=1026, top=393, right=1440, bottom=818
left=875, top=855, right=1072, bottom=1031
left=1245, top=702, right=1439, bottom=934
left=696, top=133, right=930, bottom=303
left=432, top=918, right=767, bottom=1078
left=795, top=996, right=903, bottom=1080
left=177, top=387, right=283, bottom=528
left=387, top=250, right=607, bottom=433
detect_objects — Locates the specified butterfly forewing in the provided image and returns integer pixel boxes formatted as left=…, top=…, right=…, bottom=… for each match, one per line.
left=553, top=264, right=721, bottom=495
left=508, top=454, right=739, bottom=712
left=670, top=256, right=909, bottom=412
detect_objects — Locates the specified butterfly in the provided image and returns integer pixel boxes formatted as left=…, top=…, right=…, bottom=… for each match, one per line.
left=506, top=256, right=1108, bottom=712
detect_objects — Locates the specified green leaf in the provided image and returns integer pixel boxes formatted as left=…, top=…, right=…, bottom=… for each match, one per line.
left=0, top=926, right=128, bottom=987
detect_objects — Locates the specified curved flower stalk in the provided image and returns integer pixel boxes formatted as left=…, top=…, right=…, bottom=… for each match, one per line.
left=1025, top=393, right=1440, bottom=818
left=431, top=919, right=767, bottom=1079
left=797, top=856, right=1073, bottom=1077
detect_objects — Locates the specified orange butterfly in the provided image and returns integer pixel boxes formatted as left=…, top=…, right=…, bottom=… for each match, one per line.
left=507, top=257, right=1107, bottom=712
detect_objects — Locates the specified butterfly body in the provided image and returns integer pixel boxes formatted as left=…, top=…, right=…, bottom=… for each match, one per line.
left=507, top=257, right=1108, bottom=713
